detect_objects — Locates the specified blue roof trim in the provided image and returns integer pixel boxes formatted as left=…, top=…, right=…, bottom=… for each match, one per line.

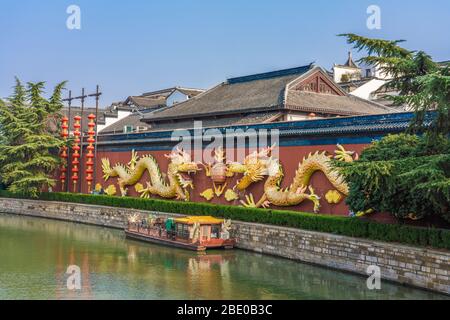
left=226, top=65, right=312, bottom=84
left=99, top=135, right=384, bottom=153
left=98, top=112, right=434, bottom=146
left=95, top=112, right=439, bottom=152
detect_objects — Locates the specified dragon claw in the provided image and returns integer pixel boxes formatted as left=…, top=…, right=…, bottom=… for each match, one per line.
left=261, top=201, right=271, bottom=209
left=240, top=194, right=257, bottom=208
left=334, top=144, right=356, bottom=163
left=305, top=186, right=321, bottom=213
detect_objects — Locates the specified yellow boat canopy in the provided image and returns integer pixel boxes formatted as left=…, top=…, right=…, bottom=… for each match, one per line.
left=174, top=216, right=224, bottom=225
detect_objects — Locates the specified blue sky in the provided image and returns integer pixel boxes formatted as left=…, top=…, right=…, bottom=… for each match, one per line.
left=1, top=0, right=449, bottom=106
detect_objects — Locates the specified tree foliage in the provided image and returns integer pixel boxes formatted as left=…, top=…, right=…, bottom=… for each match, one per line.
left=340, top=33, right=450, bottom=136
left=0, top=79, right=67, bottom=197
left=337, top=134, right=450, bottom=223
left=335, top=35, right=450, bottom=224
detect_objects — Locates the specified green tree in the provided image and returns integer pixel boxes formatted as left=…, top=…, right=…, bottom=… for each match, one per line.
left=0, top=79, right=67, bottom=197
left=337, top=134, right=450, bottom=223
left=340, top=34, right=450, bottom=136
left=335, top=35, right=450, bottom=224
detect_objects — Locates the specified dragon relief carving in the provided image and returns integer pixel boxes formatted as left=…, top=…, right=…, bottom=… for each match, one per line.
left=227, top=144, right=357, bottom=212
left=101, top=144, right=356, bottom=213
left=101, top=148, right=199, bottom=201
left=200, top=147, right=235, bottom=201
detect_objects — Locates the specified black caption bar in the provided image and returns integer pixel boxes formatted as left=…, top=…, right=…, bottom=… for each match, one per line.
left=0, top=300, right=447, bottom=319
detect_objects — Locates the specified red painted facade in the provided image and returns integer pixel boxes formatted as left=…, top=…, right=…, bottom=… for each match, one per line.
left=61, top=143, right=390, bottom=223
left=57, top=112, right=419, bottom=224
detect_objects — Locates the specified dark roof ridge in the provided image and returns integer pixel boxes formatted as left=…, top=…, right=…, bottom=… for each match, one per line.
left=148, top=82, right=226, bottom=116
left=141, top=86, right=204, bottom=97
left=141, top=87, right=177, bottom=96
left=227, top=64, right=313, bottom=84
left=174, top=86, right=205, bottom=91
left=146, top=104, right=282, bottom=122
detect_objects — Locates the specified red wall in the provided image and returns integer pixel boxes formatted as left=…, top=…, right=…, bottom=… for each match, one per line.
left=58, top=143, right=397, bottom=223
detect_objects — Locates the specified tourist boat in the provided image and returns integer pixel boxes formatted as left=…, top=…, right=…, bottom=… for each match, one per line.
left=125, top=214, right=235, bottom=251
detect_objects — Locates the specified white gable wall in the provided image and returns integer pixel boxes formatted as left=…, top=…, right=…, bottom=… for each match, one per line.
left=349, top=79, right=387, bottom=100
left=98, top=109, right=132, bottom=132
left=333, top=65, right=361, bottom=83
left=166, top=90, right=189, bottom=107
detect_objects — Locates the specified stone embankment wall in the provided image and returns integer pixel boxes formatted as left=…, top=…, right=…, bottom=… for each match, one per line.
left=0, top=197, right=448, bottom=295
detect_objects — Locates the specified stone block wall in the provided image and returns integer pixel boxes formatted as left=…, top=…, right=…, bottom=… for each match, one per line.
left=0, top=197, right=448, bottom=295
left=233, top=222, right=449, bottom=294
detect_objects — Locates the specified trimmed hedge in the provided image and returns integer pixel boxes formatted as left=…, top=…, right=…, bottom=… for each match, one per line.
left=1, top=190, right=449, bottom=250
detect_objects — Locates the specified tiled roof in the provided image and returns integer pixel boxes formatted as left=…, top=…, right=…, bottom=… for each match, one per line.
left=125, top=96, right=166, bottom=109
left=335, top=52, right=360, bottom=69
left=175, top=87, right=205, bottom=97
left=286, top=91, right=396, bottom=116
left=143, top=65, right=314, bottom=122
left=100, top=113, right=149, bottom=134
left=100, top=111, right=282, bottom=135
left=344, top=52, right=359, bottom=68
left=96, top=112, right=434, bottom=146
left=142, top=65, right=395, bottom=123
left=142, top=87, right=205, bottom=99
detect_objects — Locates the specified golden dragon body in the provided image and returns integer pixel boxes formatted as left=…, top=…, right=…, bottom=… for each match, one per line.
left=101, top=149, right=199, bottom=200
left=228, top=145, right=355, bottom=211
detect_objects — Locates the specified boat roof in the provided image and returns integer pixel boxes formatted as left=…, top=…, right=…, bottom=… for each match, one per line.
left=174, top=216, right=224, bottom=225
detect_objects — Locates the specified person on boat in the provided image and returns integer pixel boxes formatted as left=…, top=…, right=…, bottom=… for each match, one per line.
left=165, top=218, right=176, bottom=240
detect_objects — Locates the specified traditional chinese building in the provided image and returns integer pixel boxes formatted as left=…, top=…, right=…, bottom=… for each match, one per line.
left=65, top=64, right=415, bottom=222
left=335, top=52, right=449, bottom=111
left=99, top=87, right=204, bottom=134
left=136, top=64, right=394, bottom=132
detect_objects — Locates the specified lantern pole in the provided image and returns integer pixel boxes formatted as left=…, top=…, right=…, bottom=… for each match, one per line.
left=78, top=88, right=86, bottom=193
left=89, top=85, right=101, bottom=189
left=86, top=114, right=96, bottom=193
left=71, top=116, right=82, bottom=192
left=63, top=86, right=102, bottom=193
left=59, top=117, right=69, bottom=191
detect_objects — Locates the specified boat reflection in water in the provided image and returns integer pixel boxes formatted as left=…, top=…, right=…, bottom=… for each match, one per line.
left=0, top=213, right=447, bottom=300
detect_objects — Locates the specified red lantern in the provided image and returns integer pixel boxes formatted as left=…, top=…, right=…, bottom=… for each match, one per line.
left=59, top=117, right=69, bottom=190
left=85, top=114, right=96, bottom=192
left=71, top=116, right=82, bottom=192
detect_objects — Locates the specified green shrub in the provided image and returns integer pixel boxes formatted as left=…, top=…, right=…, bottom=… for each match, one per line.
left=337, top=134, right=450, bottom=223
left=0, top=190, right=449, bottom=250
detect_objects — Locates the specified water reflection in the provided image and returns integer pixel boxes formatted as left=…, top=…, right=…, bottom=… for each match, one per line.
left=0, top=213, right=447, bottom=300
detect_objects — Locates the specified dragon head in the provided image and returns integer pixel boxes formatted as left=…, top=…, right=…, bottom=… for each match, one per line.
left=166, top=147, right=200, bottom=189
left=229, top=146, right=275, bottom=191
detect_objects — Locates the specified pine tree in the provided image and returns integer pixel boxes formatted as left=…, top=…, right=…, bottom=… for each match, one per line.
left=0, top=79, right=67, bottom=197
left=340, top=34, right=450, bottom=136
left=335, top=35, right=450, bottom=223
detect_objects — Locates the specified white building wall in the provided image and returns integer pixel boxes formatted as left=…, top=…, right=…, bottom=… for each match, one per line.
left=285, top=113, right=323, bottom=121
left=97, top=109, right=132, bottom=132
left=358, top=62, right=392, bottom=80
left=349, top=79, right=387, bottom=100
left=166, top=90, right=189, bottom=107
left=333, top=66, right=361, bottom=83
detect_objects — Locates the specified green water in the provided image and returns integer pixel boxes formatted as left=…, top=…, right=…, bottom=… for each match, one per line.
left=0, top=213, right=447, bottom=300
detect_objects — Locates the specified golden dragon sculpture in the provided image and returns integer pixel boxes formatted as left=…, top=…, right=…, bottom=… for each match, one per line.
left=101, top=148, right=199, bottom=201
left=227, top=144, right=356, bottom=212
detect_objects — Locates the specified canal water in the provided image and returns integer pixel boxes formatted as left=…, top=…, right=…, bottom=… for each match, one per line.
left=0, top=213, right=447, bottom=300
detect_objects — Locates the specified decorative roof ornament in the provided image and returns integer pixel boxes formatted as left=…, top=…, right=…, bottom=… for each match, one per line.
left=344, top=51, right=359, bottom=69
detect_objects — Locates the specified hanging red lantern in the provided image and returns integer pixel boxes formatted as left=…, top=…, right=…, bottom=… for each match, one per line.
left=86, top=114, right=96, bottom=193
left=59, top=117, right=69, bottom=191
left=71, top=116, right=82, bottom=192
